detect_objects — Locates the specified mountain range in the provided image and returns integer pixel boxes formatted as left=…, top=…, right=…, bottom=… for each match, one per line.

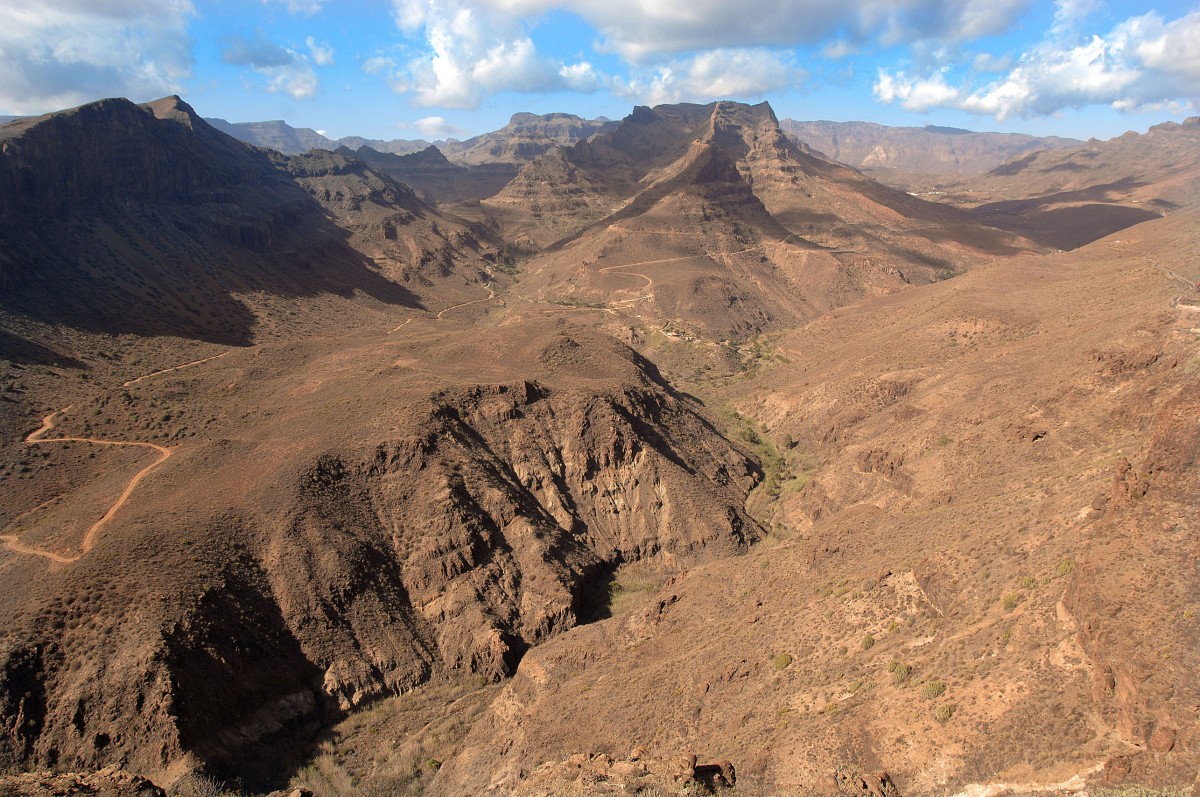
left=0, top=93, right=1197, bottom=797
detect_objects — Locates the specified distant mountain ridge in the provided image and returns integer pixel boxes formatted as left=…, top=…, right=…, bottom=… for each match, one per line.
left=780, top=119, right=1081, bottom=175
left=204, top=111, right=614, bottom=165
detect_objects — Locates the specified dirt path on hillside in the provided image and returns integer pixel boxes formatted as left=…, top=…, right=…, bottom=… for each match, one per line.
left=1, top=408, right=173, bottom=564
left=436, top=283, right=495, bottom=319
left=122, top=351, right=229, bottom=387
left=0, top=349, right=231, bottom=564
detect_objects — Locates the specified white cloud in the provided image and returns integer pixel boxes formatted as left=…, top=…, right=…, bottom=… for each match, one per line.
left=874, top=6, right=1200, bottom=120
left=576, top=0, right=1029, bottom=61
left=620, top=49, right=805, bottom=105
left=306, top=36, right=335, bottom=66
left=397, top=115, right=468, bottom=138
left=264, top=0, right=324, bottom=17
left=385, top=0, right=599, bottom=108
left=223, top=34, right=319, bottom=100
left=381, top=0, right=1030, bottom=109
left=0, top=0, right=194, bottom=114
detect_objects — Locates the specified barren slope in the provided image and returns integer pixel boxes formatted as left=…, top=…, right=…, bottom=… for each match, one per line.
left=925, top=118, right=1200, bottom=249
left=431, top=212, right=1200, bottom=796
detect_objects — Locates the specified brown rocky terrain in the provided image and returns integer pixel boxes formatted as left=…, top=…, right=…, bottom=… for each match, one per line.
left=339, top=145, right=518, bottom=205
left=205, top=119, right=340, bottom=156
left=441, top=112, right=615, bottom=166
left=780, top=120, right=1079, bottom=178
left=0, top=97, right=503, bottom=345
left=430, top=210, right=1200, bottom=797
left=914, top=118, right=1200, bottom=249
left=1, top=92, right=1197, bottom=797
left=494, top=101, right=1034, bottom=337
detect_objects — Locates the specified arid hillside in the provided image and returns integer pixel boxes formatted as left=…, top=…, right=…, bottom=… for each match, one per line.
left=0, top=93, right=1196, bottom=797
left=498, top=101, right=1034, bottom=338
left=780, top=120, right=1079, bottom=177
left=430, top=210, right=1200, bottom=797
left=917, top=118, right=1200, bottom=249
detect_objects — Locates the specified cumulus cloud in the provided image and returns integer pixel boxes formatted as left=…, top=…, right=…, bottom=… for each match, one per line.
left=0, top=0, right=194, bottom=114
left=619, top=49, right=806, bottom=105
left=263, top=0, right=325, bottom=16
left=306, top=36, right=335, bottom=66
left=383, top=0, right=600, bottom=108
left=222, top=35, right=295, bottom=67
left=397, top=115, right=468, bottom=138
left=874, top=6, right=1200, bottom=120
left=574, top=0, right=1028, bottom=61
left=381, top=0, right=1030, bottom=109
left=223, top=34, right=319, bottom=100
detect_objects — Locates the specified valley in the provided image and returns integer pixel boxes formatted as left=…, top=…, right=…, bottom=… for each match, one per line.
left=0, top=94, right=1196, bottom=797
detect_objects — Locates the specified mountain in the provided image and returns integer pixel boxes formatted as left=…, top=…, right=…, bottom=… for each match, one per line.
left=2, top=93, right=1196, bottom=797
left=0, top=97, right=494, bottom=346
left=929, top=117, right=1200, bottom=249
left=781, top=119, right=1080, bottom=176
left=485, top=100, right=1034, bottom=336
left=441, top=112, right=615, bottom=165
left=204, top=118, right=340, bottom=155
left=0, top=98, right=766, bottom=788
left=333, top=136, right=431, bottom=156
left=339, top=145, right=518, bottom=204
left=431, top=209, right=1200, bottom=796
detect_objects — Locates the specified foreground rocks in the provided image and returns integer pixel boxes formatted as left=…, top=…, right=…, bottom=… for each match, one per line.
left=0, top=766, right=164, bottom=797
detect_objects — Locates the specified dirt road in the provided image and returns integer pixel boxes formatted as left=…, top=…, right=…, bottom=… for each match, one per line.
left=1, top=408, right=173, bottom=564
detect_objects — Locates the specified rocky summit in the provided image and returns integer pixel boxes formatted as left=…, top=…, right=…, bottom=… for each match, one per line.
left=0, top=95, right=1197, bottom=797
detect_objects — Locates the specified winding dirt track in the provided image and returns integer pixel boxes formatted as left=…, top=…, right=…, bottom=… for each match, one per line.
left=122, top=352, right=229, bottom=387
left=0, top=349, right=232, bottom=564
left=436, top=283, right=495, bottom=319
left=0, top=408, right=173, bottom=564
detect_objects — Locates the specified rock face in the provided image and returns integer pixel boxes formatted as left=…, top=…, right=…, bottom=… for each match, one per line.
left=0, top=323, right=761, bottom=787
left=342, top=145, right=518, bottom=203
left=0, top=96, right=494, bottom=341
left=443, top=112, right=615, bottom=165
left=0, top=766, right=165, bottom=797
left=204, top=118, right=339, bottom=155
left=927, top=116, right=1200, bottom=249
left=780, top=120, right=1080, bottom=175
left=503, top=100, right=1034, bottom=337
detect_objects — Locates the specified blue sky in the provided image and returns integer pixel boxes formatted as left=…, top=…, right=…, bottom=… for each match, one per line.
left=1, top=0, right=1197, bottom=141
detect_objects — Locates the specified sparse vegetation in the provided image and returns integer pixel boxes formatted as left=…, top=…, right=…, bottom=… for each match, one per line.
left=1002, top=592, right=1019, bottom=611
left=1056, top=557, right=1076, bottom=577
left=861, top=634, right=876, bottom=651
left=773, top=653, right=793, bottom=670
left=920, top=680, right=947, bottom=700
left=888, top=661, right=911, bottom=684
left=933, top=703, right=956, bottom=723
left=607, top=561, right=672, bottom=616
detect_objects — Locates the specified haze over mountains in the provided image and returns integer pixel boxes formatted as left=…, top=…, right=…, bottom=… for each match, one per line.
left=0, top=93, right=1197, bottom=797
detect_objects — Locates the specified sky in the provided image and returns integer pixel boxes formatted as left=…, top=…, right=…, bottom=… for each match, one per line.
left=1, top=0, right=1197, bottom=142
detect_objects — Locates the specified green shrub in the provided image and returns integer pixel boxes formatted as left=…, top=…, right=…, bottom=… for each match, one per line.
left=889, top=661, right=911, bottom=684
left=1002, top=593, right=1018, bottom=611
left=933, top=703, right=956, bottom=723
left=920, top=680, right=946, bottom=700
left=1056, top=557, right=1076, bottom=577
left=861, top=634, right=876, bottom=651
left=1020, top=575, right=1038, bottom=589
left=773, top=653, right=793, bottom=670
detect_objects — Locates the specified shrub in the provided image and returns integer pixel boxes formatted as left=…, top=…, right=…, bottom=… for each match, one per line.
left=920, top=680, right=946, bottom=700
left=773, top=653, right=793, bottom=670
left=1002, top=593, right=1018, bottom=611
left=861, top=634, right=876, bottom=651
left=934, top=703, right=956, bottom=723
left=889, top=661, right=911, bottom=684
left=1020, top=575, right=1038, bottom=589
left=1056, top=557, right=1076, bottom=577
